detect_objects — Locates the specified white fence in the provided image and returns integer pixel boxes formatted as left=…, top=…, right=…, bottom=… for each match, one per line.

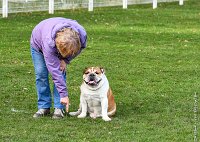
left=1, top=0, right=183, bottom=18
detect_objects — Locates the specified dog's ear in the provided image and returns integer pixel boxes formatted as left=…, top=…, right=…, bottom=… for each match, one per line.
left=100, top=67, right=105, bottom=74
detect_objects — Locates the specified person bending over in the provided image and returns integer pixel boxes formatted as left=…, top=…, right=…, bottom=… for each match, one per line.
left=30, top=17, right=87, bottom=119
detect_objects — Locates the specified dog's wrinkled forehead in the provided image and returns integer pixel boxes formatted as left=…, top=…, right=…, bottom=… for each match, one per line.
left=84, top=67, right=104, bottom=75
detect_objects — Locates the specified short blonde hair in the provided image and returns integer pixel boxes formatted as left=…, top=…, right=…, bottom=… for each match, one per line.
left=55, top=28, right=81, bottom=58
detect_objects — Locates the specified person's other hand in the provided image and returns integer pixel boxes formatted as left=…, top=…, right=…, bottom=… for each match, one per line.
left=60, top=60, right=66, bottom=72
left=60, top=96, right=70, bottom=112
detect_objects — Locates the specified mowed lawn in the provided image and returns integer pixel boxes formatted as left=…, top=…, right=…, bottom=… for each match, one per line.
left=0, top=0, right=199, bottom=141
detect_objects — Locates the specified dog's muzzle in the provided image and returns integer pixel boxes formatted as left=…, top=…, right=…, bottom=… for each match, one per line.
left=84, top=74, right=102, bottom=86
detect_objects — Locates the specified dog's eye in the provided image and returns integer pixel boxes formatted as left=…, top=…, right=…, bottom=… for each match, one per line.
left=95, top=72, right=100, bottom=75
left=85, top=72, right=89, bottom=74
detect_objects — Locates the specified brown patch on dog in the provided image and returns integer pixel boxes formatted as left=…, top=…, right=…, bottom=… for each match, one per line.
left=107, top=88, right=116, bottom=116
left=83, top=67, right=104, bottom=75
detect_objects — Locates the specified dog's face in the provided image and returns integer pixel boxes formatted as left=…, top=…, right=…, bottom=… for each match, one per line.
left=83, top=67, right=105, bottom=87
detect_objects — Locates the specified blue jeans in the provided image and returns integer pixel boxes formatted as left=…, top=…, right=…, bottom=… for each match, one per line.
left=31, top=47, right=65, bottom=109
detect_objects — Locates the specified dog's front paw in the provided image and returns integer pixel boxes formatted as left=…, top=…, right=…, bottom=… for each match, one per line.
left=102, top=116, right=111, bottom=121
left=90, top=113, right=97, bottom=119
left=78, top=114, right=86, bottom=118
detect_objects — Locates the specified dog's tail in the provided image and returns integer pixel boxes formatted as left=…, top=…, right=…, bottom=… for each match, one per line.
left=107, top=104, right=116, bottom=116
left=69, top=106, right=82, bottom=116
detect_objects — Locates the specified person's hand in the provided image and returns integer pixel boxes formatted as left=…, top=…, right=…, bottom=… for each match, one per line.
left=60, top=60, right=66, bottom=72
left=60, top=96, right=70, bottom=112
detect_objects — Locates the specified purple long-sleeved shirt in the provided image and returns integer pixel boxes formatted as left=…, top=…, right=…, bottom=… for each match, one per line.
left=30, top=17, right=87, bottom=98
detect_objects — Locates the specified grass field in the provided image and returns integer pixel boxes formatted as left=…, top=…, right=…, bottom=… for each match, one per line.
left=0, top=0, right=199, bottom=141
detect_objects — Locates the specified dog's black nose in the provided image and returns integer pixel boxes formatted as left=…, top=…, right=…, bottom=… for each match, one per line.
left=89, top=73, right=95, bottom=77
left=89, top=74, right=95, bottom=80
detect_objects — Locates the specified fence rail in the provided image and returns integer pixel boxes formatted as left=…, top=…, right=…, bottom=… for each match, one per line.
left=0, top=0, right=182, bottom=18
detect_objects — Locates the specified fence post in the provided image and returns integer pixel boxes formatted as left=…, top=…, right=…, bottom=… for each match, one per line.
left=153, top=0, right=157, bottom=9
left=179, top=0, right=183, bottom=5
left=3, top=0, right=8, bottom=18
left=123, top=0, right=127, bottom=9
left=88, top=0, right=93, bottom=11
left=49, top=0, right=54, bottom=14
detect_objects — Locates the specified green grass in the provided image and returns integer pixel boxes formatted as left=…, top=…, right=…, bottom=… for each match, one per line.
left=0, top=0, right=199, bottom=141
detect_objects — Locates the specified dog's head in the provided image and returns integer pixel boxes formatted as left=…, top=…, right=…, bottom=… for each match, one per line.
left=83, top=67, right=105, bottom=87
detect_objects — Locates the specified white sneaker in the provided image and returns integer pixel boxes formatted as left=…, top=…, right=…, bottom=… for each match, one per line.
left=52, top=108, right=65, bottom=119
left=33, top=108, right=50, bottom=118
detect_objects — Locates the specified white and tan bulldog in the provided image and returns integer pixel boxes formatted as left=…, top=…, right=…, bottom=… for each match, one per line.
left=69, top=67, right=116, bottom=121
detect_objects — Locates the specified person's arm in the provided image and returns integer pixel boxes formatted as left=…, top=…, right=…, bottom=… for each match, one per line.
left=42, top=41, right=69, bottom=111
left=60, top=59, right=67, bottom=72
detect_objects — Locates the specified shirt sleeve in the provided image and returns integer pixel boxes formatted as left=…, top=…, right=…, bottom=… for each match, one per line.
left=42, top=40, right=68, bottom=98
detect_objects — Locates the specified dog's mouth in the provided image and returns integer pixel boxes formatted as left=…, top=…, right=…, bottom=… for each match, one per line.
left=84, top=79, right=102, bottom=86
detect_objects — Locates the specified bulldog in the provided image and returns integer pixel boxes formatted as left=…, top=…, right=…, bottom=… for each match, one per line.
left=69, top=67, right=116, bottom=121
